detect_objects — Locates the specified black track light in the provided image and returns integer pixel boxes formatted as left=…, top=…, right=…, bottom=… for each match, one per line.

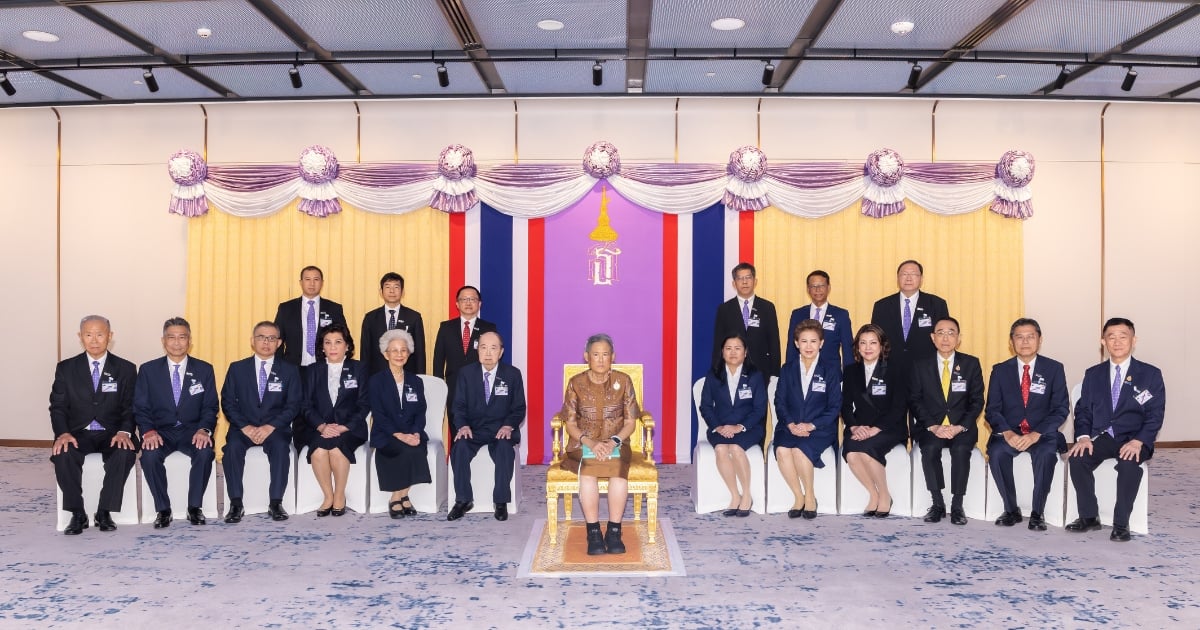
left=906, top=62, right=922, bottom=91
left=761, top=61, right=775, bottom=86
left=437, top=62, right=449, bottom=88
left=592, top=61, right=603, bottom=87
left=1121, top=67, right=1137, bottom=92
left=0, top=72, right=14, bottom=97
left=289, top=64, right=302, bottom=89
left=142, top=67, right=159, bottom=93
left=1054, top=65, right=1070, bottom=90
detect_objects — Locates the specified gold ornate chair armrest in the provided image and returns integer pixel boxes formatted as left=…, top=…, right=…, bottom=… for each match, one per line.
left=639, top=412, right=654, bottom=459
left=550, top=412, right=564, bottom=464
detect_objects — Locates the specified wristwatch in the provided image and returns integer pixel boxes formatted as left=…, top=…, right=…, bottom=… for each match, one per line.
left=737, top=424, right=746, bottom=433
left=611, top=435, right=623, bottom=447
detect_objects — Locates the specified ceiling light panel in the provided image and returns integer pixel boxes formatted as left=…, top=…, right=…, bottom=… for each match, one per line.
left=341, top=62, right=488, bottom=95
left=467, top=0, right=626, bottom=48
left=0, top=70, right=93, bottom=104
left=920, top=62, right=1058, bottom=95
left=784, top=60, right=913, bottom=94
left=646, top=59, right=771, bottom=93
left=273, top=0, right=461, bottom=50
left=650, top=0, right=818, bottom=48
left=196, top=64, right=352, bottom=98
left=0, top=6, right=144, bottom=59
left=494, top=59, right=626, bottom=94
left=1055, top=64, right=1200, bottom=99
left=94, top=0, right=299, bottom=55
left=978, top=0, right=1180, bottom=53
left=815, top=0, right=1009, bottom=50
left=55, top=67, right=218, bottom=101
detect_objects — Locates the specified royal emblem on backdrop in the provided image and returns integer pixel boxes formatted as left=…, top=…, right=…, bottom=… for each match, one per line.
left=587, top=186, right=622, bottom=287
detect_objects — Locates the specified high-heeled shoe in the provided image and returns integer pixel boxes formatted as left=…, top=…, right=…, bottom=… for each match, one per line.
left=874, top=499, right=893, bottom=519
left=722, top=507, right=739, bottom=517
left=788, top=508, right=804, bottom=519
left=331, top=504, right=347, bottom=516
left=316, top=504, right=333, bottom=517
left=736, top=499, right=752, bottom=517
left=862, top=507, right=878, bottom=518
left=802, top=500, right=817, bottom=520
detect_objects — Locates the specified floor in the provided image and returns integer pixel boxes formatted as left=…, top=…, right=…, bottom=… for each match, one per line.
left=1, top=447, right=1197, bottom=629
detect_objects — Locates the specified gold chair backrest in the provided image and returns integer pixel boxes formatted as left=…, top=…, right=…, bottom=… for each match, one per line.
left=562, top=364, right=645, bottom=452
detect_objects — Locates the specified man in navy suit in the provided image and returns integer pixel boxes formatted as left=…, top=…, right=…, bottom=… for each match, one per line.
left=433, top=285, right=497, bottom=425
left=909, top=317, right=984, bottom=526
left=1066, top=317, right=1165, bottom=542
left=870, top=260, right=950, bottom=377
left=985, top=318, right=1070, bottom=531
left=274, top=266, right=346, bottom=368
left=786, top=270, right=853, bottom=369
left=134, top=317, right=219, bottom=528
left=713, top=262, right=781, bottom=377
left=50, top=315, right=138, bottom=535
left=360, top=272, right=426, bottom=377
left=220, top=321, right=302, bottom=523
left=448, top=331, right=526, bottom=522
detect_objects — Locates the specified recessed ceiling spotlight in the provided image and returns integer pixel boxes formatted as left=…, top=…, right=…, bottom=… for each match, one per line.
left=705, top=72, right=716, bottom=77
left=22, top=30, right=60, bottom=43
left=537, top=19, right=564, bottom=31
left=196, top=27, right=212, bottom=38
left=711, top=17, right=745, bottom=31
left=996, top=73, right=1007, bottom=79
left=412, top=74, right=422, bottom=79
left=890, top=21, right=915, bottom=36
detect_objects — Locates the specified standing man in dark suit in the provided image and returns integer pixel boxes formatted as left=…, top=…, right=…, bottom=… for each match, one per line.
left=1066, top=317, right=1165, bottom=542
left=220, top=321, right=302, bottom=523
left=910, top=317, right=984, bottom=526
left=985, top=318, right=1070, bottom=531
left=134, top=317, right=219, bottom=528
left=360, top=272, right=426, bottom=377
left=275, top=265, right=346, bottom=368
left=870, top=260, right=950, bottom=377
left=448, top=331, right=526, bottom=522
left=433, top=285, right=496, bottom=424
left=713, top=262, right=781, bottom=378
left=786, top=270, right=853, bottom=370
left=50, top=315, right=139, bottom=535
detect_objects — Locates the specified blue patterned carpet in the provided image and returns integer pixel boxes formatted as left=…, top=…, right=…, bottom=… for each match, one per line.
left=1, top=447, right=1197, bottom=628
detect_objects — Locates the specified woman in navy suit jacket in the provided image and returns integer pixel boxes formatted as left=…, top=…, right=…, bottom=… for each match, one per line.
left=774, top=319, right=842, bottom=519
left=841, top=324, right=908, bottom=518
left=368, top=329, right=431, bottom=519
left=303, top=324, right=370, bottom=516
left=699, top=333, right=767, bottom=517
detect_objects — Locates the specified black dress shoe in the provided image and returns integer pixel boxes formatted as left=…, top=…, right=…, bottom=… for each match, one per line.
left=722, top=508, right=739, bottom=517
left=153, top=510, right=172, bottom=529
left=1065, top=517, right=1103, bottom=532
left=331, top=505, right=346, bottom=517
left=1110, top=524, right=1131, bottom=542
left=1027, top=511, right=1047, bottom=531
left=94, top=510, right=117, bottom=532
left=585, top=522, right=607, bottom=555
left=736, top=499, right=752, bottom=518
left=923, top=506, right=946, bottom=523
left=316, top=505, right=332, bottom=517
left=950, top=508, right=968, bottom=525
left=994, top=509, right=1023, bottom=526
left=494, top=503, right=508, bottom=521
left=64, top=512, right=89, bottom=536
left=862, top=509, right=878, bottom=518
left=224, top=503, right=244, bottom=523
left=605, top=522, right=626, bottom=554
left=388, top=500, right=405, bottom=519
left=186, top=507, right=206, bottom=525
left=400, top=496, right=417, bottom=516
left=447, top=501, right=473, bottom=521
left=787, top=509, right=804, bottom=519
left=874, top=499, right=894, bottom=519
left=268, top=502, right=289, bottom=521
left=801, top=508, right=817, bottom=520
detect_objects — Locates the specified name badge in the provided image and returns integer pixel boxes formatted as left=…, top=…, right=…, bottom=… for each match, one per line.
left=267, top=382, right=283, bottom=392
left=951, top=381, right=967, bottom=393
left=495, top=384, right=509, bottom=396
left=1029, top=383, right=1046, bottom=395
left=747, top=317, right=760, bottom=328
left=473, top=340, right=479, bottom=349
left=812, top=381, right=826, bottom=393
left=917, top=315, right=933, bottom=328
left=343, top=379, right=358, bottom=389
left=738, top=384, right=754, bottom=400
left=872, top=384, right=888, bottom=396
left=405, top=390, right=419, bottom=402
left=319, top=317, right=332, bottom=327
left=101, top=382, right=118, bottom=393
left=822, top=320, right=836, bottom=331
left=1135, top=389, right=1153, bottom=405
left=189, top=383, right=205, bottom=396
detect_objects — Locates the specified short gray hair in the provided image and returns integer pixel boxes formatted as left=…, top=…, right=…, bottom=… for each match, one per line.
left=379, top=329, right=415, bottom=355
left=584, top=333, right=614, bottom=354
left=162, top=317, right=191, bottom=334
left=79, top=315, right=111, bottom=330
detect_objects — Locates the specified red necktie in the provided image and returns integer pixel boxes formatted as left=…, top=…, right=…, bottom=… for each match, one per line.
left=1019, top=364, right=1031, bottom=435
left=462, top=320, right=470, bottom=354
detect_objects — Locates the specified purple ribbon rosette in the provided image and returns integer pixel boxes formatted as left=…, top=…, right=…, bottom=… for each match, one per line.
left=722, top=145, right=769, bottom=212
left=991, top=150, right=1035, bottom=219
left=297, top=145, right=342, bottom=217
left=430, top=144, right=478, bottom=213
left=861, top=148, right=907, bottom=218
left=582, top=141, right=621, bottom=179
left=167, top=150, right=209, bottom=217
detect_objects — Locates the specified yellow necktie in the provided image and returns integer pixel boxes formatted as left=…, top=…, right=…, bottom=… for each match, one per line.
left=941, top=359, right=951, bottom=426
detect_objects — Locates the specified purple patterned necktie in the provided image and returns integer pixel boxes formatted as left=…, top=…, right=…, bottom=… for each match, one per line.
left=484, top=371, right=492, bottom=404
left=91, top=360, right=100, bottom=391
left=171, top=363, right=182, bottom=406
left=902, top=298, right=912, bottom=341
left=813, top=307, right=822, bottom=325
left=741, top=300, right=750, bottom=328
left=1111, top=365, right=1122, bottom=411
left=306, top=299, right=317, bottom=356
left=258, top=360, right=268, bottom=402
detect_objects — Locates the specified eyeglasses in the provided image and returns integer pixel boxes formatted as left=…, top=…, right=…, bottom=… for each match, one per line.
left=253, top=335, right=280, bottom=342
left=1012, top=334, right=1039, bottom=343
left=899, top=272, right=922, bottom=278
left=457, top=297, right=480, bottom=303
left=807, top=284, right=828, bottom=290
left=734, top=275, right=755, bottom=282
left=933, top=330, right=958, bottom=338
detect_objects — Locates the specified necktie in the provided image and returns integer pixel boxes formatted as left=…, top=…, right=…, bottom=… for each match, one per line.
left=813, top=307, right=822, bottom=324
left=902, top=298, right=912, bottom=341
left=741, top=300, right=750, bottom=328
left=1111, top=365, right=1122, bottom=411
left=940, top=359, right=951, bottom=426
left=306, top=299, right=317, bottom=356
left=388, top=309, right=397, bottom=330
left=258, top=361, right=268, bottom=402
left=462, top=320, right=471, bottom=354
left=484, top=371, right=492, bottom=404
left=91, top=360, right=100, bottom=391
left=1019, top=364, right=1031, bottom=434
left=172, top=363, right=182, bottom=406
